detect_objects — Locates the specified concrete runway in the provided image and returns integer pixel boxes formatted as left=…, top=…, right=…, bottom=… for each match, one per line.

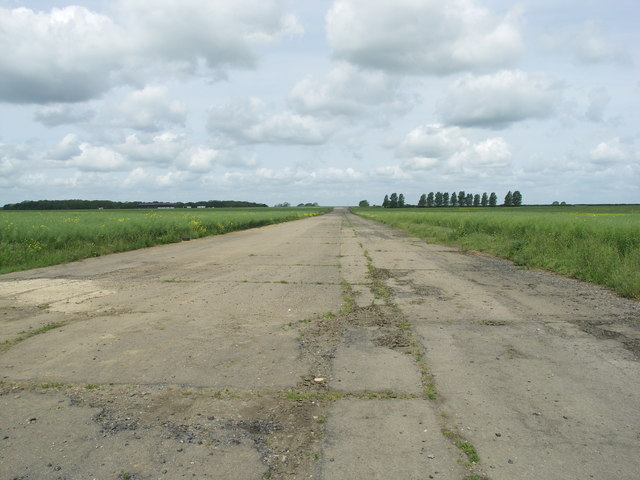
left=1, top=208, right=639, bottom=479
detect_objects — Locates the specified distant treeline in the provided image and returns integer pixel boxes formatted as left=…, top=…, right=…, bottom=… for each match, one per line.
left=2, top=199, right=269, bottom=210
left=380, top=190, right=522, bottom=208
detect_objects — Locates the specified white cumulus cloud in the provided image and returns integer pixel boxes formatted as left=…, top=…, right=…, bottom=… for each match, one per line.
left=117, top=132, right=186, bottom=165
left=123, top=167, right=149, bottom=187
left=372, top=165, right=412, bottom=181
left=326, top=0, right=522, bottom=75
left=0, top=1, right=302, bottom=103
left=398, top=124, right=469, bottom=159
left=102, top=86, right=187, bottom=131
left=34, top=104, right=95, bottom=127
left=0, top=6, right=126, bottom=103
left=397, top=124, right=511, bottom=172
left=49, top=131, right=232, bottom=175
left=545, top=20, right=630, bottom=65
left=70, top=144, right=127, bottom=172
left=49, top=133, right=82, bottom=160
left=179, top=147, right=219, bottom=173
left=0, top=144, right=22, bottom=177
left=155, top=170, right=192, bottom=187
left=116, top=0, right=302, bottom=70
left=315, top=167, right=363, bottom=182
left=589, top=138, right=628, bottom=164
left=207, top=97, right=335, bottom=145
left=289, top=63, right=409, bottom=118
left=439, top=70, right=562, bottom=129
left=450, top=137, right=512, bottom=169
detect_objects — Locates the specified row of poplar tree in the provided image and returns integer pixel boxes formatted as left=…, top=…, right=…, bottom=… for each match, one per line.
left=382, top=191, right=523, bottom=208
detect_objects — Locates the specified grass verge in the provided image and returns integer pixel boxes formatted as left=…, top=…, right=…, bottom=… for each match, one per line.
left=0, top=207, right=331, bottom=274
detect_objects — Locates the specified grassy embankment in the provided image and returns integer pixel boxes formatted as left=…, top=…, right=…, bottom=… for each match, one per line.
left=0, top=207, right=331, bottom=274
left=353, top=205, right=640, bottom=299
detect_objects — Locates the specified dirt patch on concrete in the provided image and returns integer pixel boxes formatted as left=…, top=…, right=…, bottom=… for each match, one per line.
left=295, top=302, right=415, bottom=380
left=574, top=319, right=640, bottom=359
left=1, top=381, right=329, bottom=479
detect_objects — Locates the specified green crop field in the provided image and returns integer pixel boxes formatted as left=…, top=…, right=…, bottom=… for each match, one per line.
left=0, top=207, right=331, bottom=274
left=353, top=205, right=640, bottom=299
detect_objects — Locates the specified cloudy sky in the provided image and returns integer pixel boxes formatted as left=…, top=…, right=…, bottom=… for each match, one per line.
left=0, top=0, right=638, bottom=206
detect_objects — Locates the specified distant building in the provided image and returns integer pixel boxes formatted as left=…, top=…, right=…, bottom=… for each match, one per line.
left=138, top=203, right=176, bottom=209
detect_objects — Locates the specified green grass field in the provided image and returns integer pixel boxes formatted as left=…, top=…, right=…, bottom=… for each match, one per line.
left=0, top=207, right=331, bottom=274
left=353, top=205, right=640, bottom=299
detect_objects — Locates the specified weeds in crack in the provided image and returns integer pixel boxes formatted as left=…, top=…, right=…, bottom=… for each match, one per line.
left=356, top=238, right=445, bottom=405
left=285, top=391, right=344, bottom=401
left=443, top=429, right=481, bottom=465
left=1, top=321, right=66, bottom=353
left=39, top=381, right=66, bottom=389
left=457, top=440, right=480, bottom=464
left=360, top=244, right=440, bottom=401
left=285, top=389, right=424, bottom=402
left=209, top=388, right=242, bottom=399
left=339, top=281, right=356, bottom=315
left=368, top=266, right=391, bottom=303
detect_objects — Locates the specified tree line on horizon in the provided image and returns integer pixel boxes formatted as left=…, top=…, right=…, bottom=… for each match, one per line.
left=377, top=191, right=522, bottom=208
left=2, top=199, right=269, bottom=210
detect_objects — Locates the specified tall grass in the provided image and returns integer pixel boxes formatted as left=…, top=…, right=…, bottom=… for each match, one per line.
left=353, top=205, right=640, bottom=299
left=0, top=207, right=331, bottom=274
